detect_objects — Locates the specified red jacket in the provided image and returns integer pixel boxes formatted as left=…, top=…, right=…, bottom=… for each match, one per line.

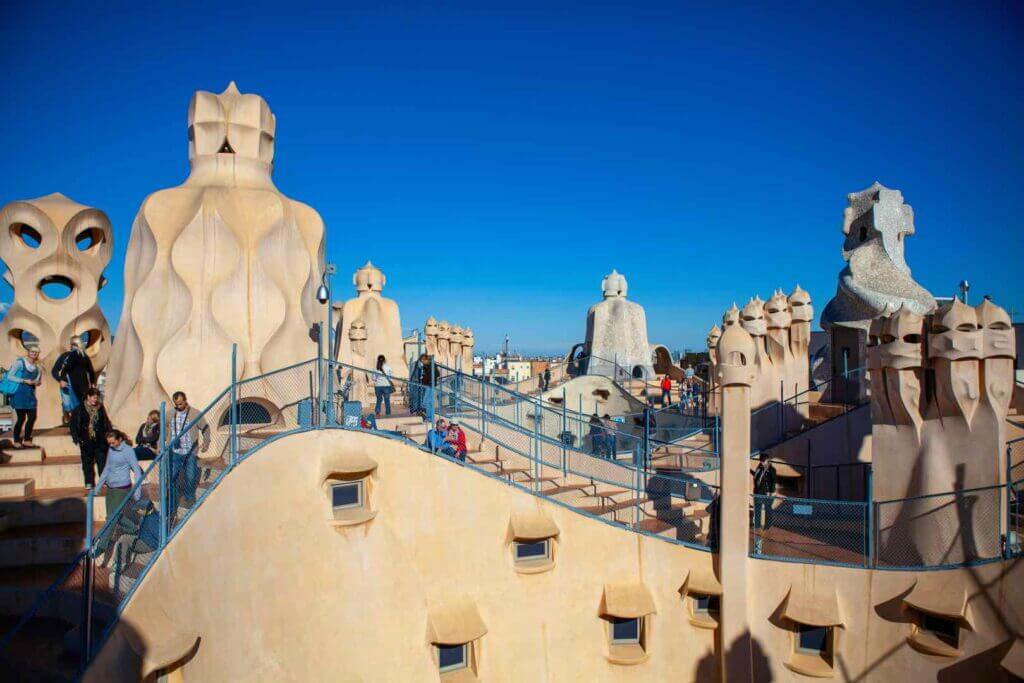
left=660, top=377, right=672, bottom=391
left=450, top=426, right=468, bottom=455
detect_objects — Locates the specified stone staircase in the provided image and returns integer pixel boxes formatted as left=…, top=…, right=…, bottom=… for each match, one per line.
left=0, top=427, right=114, bottom=681
left=460, top=429, right=713, bottom=543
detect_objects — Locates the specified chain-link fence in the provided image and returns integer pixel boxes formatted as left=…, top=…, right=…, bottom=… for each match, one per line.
left=1008, top=478, right=1024, bottom=558
left=749, top=494, right=869, bottom=567
left=874, top=484, right=1004, bottom=568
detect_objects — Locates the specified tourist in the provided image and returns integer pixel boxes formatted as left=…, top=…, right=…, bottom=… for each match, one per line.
left=69, top=388, right=112, bottom=487
left=602, top=414, right=617, bottom=458
left=426, top=418, right=455, bottom=456
left=94, top=429, right=144, bottom=561
left=588, top=413, right=605, bottom=456
left=447, top=420, right=468, bottom=461
left=660, top=374, right=672, bottom=407
left=542, top=367, right=551, bottom=391
left=167, top=391, right=211, bottom=510
left=7, top=346, right=42, bottom=448
left=408, top=354, right=427, bottom=415
left=134, top=409, right=161, bottom=460
left=752, top=454, right=777, bottom=530
left=684, top=364, right=695, bottom=381
left=52, top=337, right=96, bottom=407
left=373, top=354, right=394, bottom=417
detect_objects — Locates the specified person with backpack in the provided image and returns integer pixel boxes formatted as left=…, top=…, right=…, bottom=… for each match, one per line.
left=3, top=346, right=42, bottom=448
left=660, top=374, right=672, bottom=407
left=51, top=337, right=96, bottom=420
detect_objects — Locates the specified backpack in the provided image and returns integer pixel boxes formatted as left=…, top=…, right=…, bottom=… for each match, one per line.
left=0, top=358, right=24, bottom=397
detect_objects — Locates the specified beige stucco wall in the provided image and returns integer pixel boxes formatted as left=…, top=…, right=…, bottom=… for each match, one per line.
left=86, top=429, right=1023, bottom=681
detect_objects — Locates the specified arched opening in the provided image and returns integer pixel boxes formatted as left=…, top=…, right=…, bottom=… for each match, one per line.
left=38, top=275, right=75, bottom=301
left=220, top=400, right=274, bottom=427
left=631, top=365, right=645, bottom=379
left=8, top=329, right=38, bottom=353
left=10, top=223, right=42, bottom=249
left=75, top=227, right=106, bottom=252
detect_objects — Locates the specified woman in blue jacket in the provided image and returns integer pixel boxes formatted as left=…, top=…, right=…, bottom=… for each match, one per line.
left=8, top=346, right=42, bottom=448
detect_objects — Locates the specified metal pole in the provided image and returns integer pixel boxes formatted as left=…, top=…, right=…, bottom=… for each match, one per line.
left=533, top=392, right=542, bottom=491
left=1005, top=446, right=1012, bottom=558
left=562, top=389, right=568, bottom=478
left=866, top=468, right=874, bottom=567
left=481, top=378, right=487, bottom=441
left=315, top=323, right=323, bottom=428
left=230, top=344, right=238, bottom=466
left=327, top=272, right=335, bottom=426
left=158, top=400, right=167, bottom=549
left=83, top=490, right=95, bottom=665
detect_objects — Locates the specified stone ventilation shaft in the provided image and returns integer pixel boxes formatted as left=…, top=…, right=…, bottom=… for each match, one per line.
left=333, top=261, right=407, bottom=380
left=867, top=297, right=1015, bottom=566
left=424, top=316, right=474, bottom=370
left=0, top=193, right=112, bottom=428
left=104, top=82, right=326, bottom=429
left=707, top=285, right=813, bottom=414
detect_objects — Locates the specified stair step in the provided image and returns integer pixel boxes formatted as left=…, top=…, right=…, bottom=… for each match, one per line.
left=541, top=483, right=591, bottom=496
left=0, top=458, right=84, bottom=490
left=0, top=522, right=87, bottom=568
left=0, top=483, right=160, bottom=527
left=0, top=447, right=45, bottom=465
left=0, top=479, right=35, bottom=497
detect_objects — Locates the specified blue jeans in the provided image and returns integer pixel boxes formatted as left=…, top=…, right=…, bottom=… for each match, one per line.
left=590, top=434, right=603, bottom=456
left=171, top=448, right=199, bottom=507
left=374, top=386, right=392, bottom=415
left=605, top=435, right=617, bottom=458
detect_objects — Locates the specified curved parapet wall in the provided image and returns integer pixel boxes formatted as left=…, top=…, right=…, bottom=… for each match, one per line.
left=104, top=82, right=324, bottom=428
left=85, top=429, right=718, bottom=680
left=0, top=193, right=112, bottom=428
left=85, top=429, right=1024, bottom=682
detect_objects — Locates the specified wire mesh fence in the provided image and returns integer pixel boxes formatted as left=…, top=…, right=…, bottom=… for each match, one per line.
left=749, top=495, right=869, bottom=567
left=874, top=484, right=1004, bottom=568
left=1008, top=478, right=1024, bottom=558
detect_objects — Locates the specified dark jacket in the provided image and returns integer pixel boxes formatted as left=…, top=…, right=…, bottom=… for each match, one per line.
left=70, top=403, right=111, bottom=446
left=51, top=349, right=96, bottom=400
left=753, top=461, right=777, bottom=495
left=136, top=421, right=160, bottom=449
left=419, top=362, right=436, bottom=387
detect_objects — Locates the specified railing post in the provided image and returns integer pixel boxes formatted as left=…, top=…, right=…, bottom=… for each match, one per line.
left=316, top=323, right=324, bottom=428
left=866, top=468, right=874, bottom=567
left=481, top=378, right=487, bottom=441
left=158, top=400, right=167, bottom=550
left=561, top=389, right=568, bottom=478
left=82, top=490, right=95, bottom=666
left=1005, top=445, right=1012, bottom=558
left=532, top=392, right=541, bottom=491
left=230, top=344, right=238, bottom=466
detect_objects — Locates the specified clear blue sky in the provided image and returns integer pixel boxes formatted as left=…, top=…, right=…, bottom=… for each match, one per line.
left=1, top=1, right=1020, bottom=356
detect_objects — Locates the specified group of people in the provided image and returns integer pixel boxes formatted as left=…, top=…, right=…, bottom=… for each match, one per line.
left=425, top=417, right=467, bottom=460
left=2, top=338, right=96, bottom=449
left=2, top=337, right=212, bottom=515
left=653, top=374, right=703, bottom=410
left=587, top=412, right=619, bottom=458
